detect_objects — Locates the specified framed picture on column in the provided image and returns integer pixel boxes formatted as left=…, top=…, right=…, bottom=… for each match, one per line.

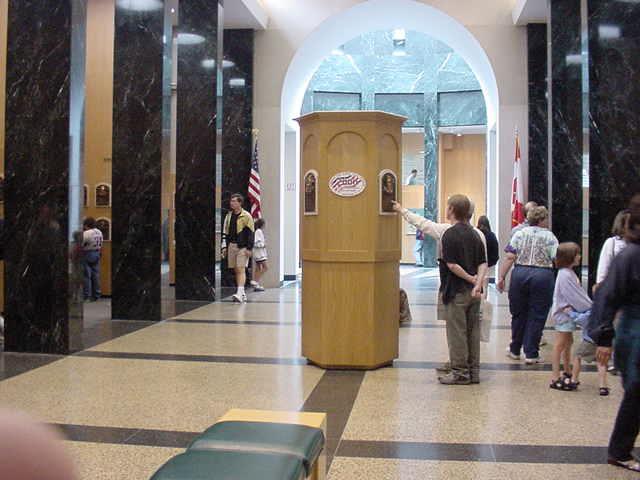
left=379, top=169, right=398, bottom=215
left=304, top=170, right=319, bottom=216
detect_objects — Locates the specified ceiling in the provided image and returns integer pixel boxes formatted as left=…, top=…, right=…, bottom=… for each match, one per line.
left=512, top=0, right=547, bottom=25
left=224, top=0, right=269, bottom=29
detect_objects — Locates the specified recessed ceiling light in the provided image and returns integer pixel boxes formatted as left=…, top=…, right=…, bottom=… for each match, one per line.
left=223, top=60, right=235, bottom=68
left=177, top=33, right=205, bottom=45
left=392, top=29, right=406, bottom=41
left=116, top=0, right=163, bottom=11
left=201, top=58, right=216, bottom=69
left=229, top=78, right=246, bottom=88
left=598, top=25, right=621, bottom=39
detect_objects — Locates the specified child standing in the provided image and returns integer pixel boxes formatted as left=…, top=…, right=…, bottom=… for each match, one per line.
left=567, top=309, right=609, bottom=395
left=251, top=218, right=268, bottom=292
left=550, top=242, right=592, bottom=391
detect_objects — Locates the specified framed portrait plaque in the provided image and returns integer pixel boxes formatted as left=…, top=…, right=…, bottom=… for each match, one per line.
left=304, top=170, right=319, bottom=216
left=95, top=183, right=111, bottom=207
left=379, top=169, right=398, bottom=215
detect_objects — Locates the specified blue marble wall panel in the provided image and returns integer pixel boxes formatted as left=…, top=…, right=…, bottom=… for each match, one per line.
left=550, top=0, right=583, bottom=244
left=438, top=91, right=486, bottom=127
left=4, top=0, right=85, bottom=353
left=221, top=29, right=254, bottom=291
left=374, top=94, right=424, bottom=127
left=313, top=92, right=361, bottom=111
left=527, top=24, right=549, bottom=207
left=175, top=0, right=220, bottom=301
left=587, top=0, right=640, bottom=284
left=112, top=2, right=163, bottom=320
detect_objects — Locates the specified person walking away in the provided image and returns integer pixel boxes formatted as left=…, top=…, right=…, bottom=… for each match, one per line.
left=251, top=218, right=268, bottom=292
left=413, top=229, right=425, bottom=267
left=222, top=194, right=255, bottom=303
left=438, top=194, right=487, bottom=385
left=498, top=206, right=558, bottom=364
left=549, top=242, right=592, bottom=390
left=594, top=209, right=629, bottom=292
left=82, top=217, right=103, bottom=302
left=405, top=169, right=418, bottom=186
left=589, top=194, right=640, bottom=473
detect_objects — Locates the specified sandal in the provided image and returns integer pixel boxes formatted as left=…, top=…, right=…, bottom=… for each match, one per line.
left=608, top=458, right=640, bottom=472
left=599, top=387, right=610, bottom=396
left=549, top=379, right=571, bottom=391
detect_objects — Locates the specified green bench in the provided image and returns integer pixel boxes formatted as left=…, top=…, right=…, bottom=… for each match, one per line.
left=150, top=410, right=327, bottom=480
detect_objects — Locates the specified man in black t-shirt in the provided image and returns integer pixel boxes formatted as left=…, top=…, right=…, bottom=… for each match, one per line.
left=439, top=194, right=487, bottom=385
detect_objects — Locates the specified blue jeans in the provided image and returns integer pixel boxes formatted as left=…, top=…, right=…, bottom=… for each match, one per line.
left=508, top=265, right=555, bottom=359
left=83, top=250, right=101, bottom=300
left=609, top=306, right=640, bottom=460
left=413, top=239, right=424, bottom=266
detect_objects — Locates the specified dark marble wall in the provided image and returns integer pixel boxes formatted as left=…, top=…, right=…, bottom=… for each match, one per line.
left=527, top=24, right=549, bottom=207
left=112, top=3, right=163, bottom=320
left=4, top=0, right=84, bottom=353
left=550, top=0, right=583, bottom=244
left=221, top=29, right=254, bottom=289
left=175, top=0, right=220, bottom=301
left=588, top=0, right=640, bottom=283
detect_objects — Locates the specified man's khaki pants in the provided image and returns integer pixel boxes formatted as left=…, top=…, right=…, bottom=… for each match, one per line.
left=445, top=290, right=481, bottom=379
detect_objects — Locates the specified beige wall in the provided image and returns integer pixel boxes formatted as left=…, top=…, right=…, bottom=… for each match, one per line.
left=254, top=0, right=529, bottom=285
left=438, top=134, right=487, bottom=224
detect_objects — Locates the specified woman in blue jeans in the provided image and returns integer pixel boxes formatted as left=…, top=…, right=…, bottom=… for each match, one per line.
left=589, top=195, right=640, bottom=473
left=497, top=206, right=559, bottom=364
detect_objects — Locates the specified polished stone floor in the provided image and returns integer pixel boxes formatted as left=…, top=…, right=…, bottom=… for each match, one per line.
left=0, top=266, right=638, bottom=479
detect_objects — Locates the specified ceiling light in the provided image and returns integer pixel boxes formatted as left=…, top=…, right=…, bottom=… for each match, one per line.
left=223, top=60, right=235, bottom=68
left=116, top=0, right=163, bottom=11
left=331, top=46, right=345, bottom=56
left=201, top=58, right=216, bottom=69
left=392, top=48, right=407, bottom=57
left=177, top=33, right=205, bottom=45
left=229, top=78, right=246, bottom=88
left=456, top=132, right=462, bottom=137
left=392, top=29, right=406, bottom=41
left=598, top=25, right=621, bottom=39
left=170, top=8, right=175, bottom=13
left=565, top=54, right=582, bottom=65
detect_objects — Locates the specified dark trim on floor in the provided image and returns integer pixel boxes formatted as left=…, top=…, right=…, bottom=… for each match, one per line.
left=74, top=350, right=308, bottom=365
left=283, top=274, right=298, bottom=281
left=166, top=318, right=546, bottom=331
left=300, top=371, right=365, bottom=468
left=53, top=422, right=635, bottom=466
left=336, top=440, right=618, bottom=464
left=0, top=352, right=65, bottom=382
left=70, top=350, right=598, bottom=372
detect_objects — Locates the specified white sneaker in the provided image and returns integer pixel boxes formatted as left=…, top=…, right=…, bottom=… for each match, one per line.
left=506, top=346, right=521, bottom=360
left=525, top=356, right=544, bottom=365
left=242, top=294, right=248, bottom=302
left=232, top=294, right=244, bottom=303
left=250, top=280, right=258, bottom=287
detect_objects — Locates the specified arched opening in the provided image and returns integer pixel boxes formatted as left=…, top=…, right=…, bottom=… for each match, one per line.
left=280, top=0, right=500, bottom=279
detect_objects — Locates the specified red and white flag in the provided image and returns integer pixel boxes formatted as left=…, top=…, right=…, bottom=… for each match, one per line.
left=248, top=141, right=262, bottom=219
left=511, top=133, right=525, bottom=228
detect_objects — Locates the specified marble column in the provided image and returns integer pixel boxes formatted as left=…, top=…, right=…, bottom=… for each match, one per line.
left=527, top=24, right=549, bottom=206
left=587, top=0, right=640, bottom=283
left=4, top=0, right=85, bottom=353
left=422, top=90, right=439, bottom=268
left=221, top=29, right=254, bottom=289
left=174, top=0, right=221, bottom=301
left=112, top=1, right=164, bottom=320
left=550, top=1, right=583, bottom=244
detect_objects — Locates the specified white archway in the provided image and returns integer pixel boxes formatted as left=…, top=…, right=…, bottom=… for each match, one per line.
left=281, top=0, right=499, bottom=128
left=279, top=0, right=501, bottom=279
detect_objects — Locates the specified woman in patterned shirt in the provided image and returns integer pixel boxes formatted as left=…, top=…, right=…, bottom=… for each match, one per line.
left=497, top=206, right=559, bottom=364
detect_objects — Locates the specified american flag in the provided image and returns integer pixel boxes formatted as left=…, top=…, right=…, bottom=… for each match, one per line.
left=248, top=141, right=262, bottom=219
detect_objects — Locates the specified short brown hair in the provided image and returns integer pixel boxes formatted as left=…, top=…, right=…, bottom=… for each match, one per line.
left=527, top=206, right=549, bottom=226
left=555, top=242, right=581, bottom=269
left=230, top=193, right=244, bottom=204
left=447, top=194, right=471, bottom=221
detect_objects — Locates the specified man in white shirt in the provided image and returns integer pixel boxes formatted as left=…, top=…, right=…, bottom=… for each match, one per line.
left=405, top=169, right=419, bottom=186
left=82, top=217, right=103, bottom=302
